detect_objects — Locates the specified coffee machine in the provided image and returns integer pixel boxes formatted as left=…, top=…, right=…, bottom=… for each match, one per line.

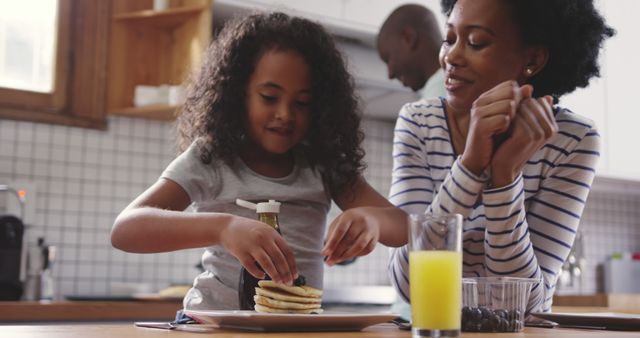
left=0, top=215, right=24, bottom=300
left=0, top=185, right=26, bottom=300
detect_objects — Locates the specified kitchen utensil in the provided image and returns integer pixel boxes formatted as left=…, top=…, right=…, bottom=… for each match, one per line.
left=531, top=312, right=640, bottom=330
left=23, top=237, right=56, bottom=300
left=135, top=322, right=217, bottom=332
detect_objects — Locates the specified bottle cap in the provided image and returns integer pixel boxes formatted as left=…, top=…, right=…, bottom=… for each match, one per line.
left=256, top=200, right=281, bottom=214
left=236, top=199, right=281, bottom=214
left=235, top=199, right=257, bottom=210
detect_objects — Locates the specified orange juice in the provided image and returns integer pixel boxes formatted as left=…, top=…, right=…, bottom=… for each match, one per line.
left=409, top=250, right=462, bottom=329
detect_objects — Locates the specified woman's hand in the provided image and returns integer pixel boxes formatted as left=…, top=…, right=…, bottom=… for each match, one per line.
left=220, top=217, right=298, bottom=285
left=490, top=95, right=557, bottom=187
left=322, top=207, right=381, bottom=266
left=461, top=81, right=525, bottom=176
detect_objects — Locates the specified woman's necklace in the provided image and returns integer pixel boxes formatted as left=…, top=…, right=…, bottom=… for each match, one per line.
left=447, top=107, right=484, bottom=204
left=446, top=108, right=468, bottom=156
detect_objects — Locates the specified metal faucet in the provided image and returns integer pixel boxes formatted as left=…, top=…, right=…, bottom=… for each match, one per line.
left=0, top=184, right=26, bottom=220
left=558, top=231, right=585, bottom=293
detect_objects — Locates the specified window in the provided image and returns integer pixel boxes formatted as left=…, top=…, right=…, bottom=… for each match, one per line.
left=0, top=1, right=58, bottom=93
left=0, top=0, right=110, bottom=129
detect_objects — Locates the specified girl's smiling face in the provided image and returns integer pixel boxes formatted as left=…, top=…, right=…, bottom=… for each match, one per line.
left=440, top=0, right=535, bottom=113
left=244, top=49, right=312, bottom=157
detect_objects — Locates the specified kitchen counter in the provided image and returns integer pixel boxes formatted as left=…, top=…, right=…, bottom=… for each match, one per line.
left=554, top=294, right=640, bottom=310
left=1, top=323, right=639, bottom=337
left=0, top=301, right=389, bottom=322
left=0, top=300, right=182, bottom=322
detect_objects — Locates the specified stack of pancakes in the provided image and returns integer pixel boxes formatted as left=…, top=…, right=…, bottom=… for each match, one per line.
left=254, top=280, right=323, bottom=314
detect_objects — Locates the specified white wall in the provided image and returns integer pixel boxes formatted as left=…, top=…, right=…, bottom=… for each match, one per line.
left=560, top=0, right=640, bottom=180
left=235, top=0, right=447, bottom=32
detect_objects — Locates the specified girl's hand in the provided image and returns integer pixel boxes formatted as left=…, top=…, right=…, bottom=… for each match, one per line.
left=490, top=95, right=557, bottom=187
left=322, top=207, right=381, bottom=266
left=461, top=81, right=525, bottom=175
left=220, top=218, right=298, bottom=285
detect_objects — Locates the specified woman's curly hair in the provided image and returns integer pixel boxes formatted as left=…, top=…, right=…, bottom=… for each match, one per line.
left=440, top=0, right=615, bottom=99
left=176, top=12, right=365, bottom=197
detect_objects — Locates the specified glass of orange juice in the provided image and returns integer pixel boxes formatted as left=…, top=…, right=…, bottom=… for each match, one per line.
left=409, top=213, right=462, bottom=338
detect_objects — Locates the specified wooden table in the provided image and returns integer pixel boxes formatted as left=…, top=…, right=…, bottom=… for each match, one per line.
left=0, top=323, right=638, bottom=337
left=2, top=301, right=638, bottom=323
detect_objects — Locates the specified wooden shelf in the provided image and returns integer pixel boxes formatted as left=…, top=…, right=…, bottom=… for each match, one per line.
left=113, top=5, right=207, bottom=28
left=106, top=0, right=211, bottom=120
left=109, top=105, right=178, bottom=120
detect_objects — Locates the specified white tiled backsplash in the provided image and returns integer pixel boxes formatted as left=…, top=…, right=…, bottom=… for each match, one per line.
left=0, top=117, right=639, bottom=298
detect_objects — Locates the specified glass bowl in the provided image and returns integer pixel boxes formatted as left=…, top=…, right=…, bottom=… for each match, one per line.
left=461, top=277, right=540, bottom=332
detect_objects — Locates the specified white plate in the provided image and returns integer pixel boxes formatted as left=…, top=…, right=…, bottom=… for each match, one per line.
left=184, top=310, right=399, bottom=332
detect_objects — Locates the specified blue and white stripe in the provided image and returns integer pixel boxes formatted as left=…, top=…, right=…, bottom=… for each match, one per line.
left=388, top=98, right=600, bottom=313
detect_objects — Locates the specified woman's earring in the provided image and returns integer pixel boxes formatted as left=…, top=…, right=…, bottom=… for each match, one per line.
left=525, top=68, right=534, bottom=76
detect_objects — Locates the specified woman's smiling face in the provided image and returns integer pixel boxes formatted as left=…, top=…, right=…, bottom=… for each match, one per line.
left=440, top=0, right=532, bottom=113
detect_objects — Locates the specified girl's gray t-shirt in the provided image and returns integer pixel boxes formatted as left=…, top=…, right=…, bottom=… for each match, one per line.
left=161, top=143, right=331, bottom=310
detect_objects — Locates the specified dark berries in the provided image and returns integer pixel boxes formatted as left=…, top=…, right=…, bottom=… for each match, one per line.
left=461, top=306, right=524, bottom=332
left=293, top=274, right=306, bottom=286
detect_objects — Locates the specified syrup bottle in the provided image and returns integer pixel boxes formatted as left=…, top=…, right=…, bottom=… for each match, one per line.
left=235, top=199, right=281, bottom=310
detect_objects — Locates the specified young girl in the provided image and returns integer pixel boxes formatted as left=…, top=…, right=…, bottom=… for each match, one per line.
left=388, top=0, right=614, bottom=313
left=111, top=12, right=406, bottom=311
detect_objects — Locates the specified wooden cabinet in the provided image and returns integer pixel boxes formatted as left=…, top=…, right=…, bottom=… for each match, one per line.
left=107, top=0, right=212, bottom=120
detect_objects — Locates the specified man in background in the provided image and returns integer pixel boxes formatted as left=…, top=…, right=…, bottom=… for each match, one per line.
left=377, top=4, right=445, bottom=100
left=377, top=3, right=445, bottom=321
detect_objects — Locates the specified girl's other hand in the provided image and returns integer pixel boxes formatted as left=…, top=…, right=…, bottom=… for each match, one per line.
left=490, top=95, right=557, bottom=187
left=220, top=218, right=298, bottom=285
left=460, top=81, right=525, bottom=175
left=322, top=207, right=381, bottom=266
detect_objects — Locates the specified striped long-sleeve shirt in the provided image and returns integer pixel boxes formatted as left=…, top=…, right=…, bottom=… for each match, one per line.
left=388, top=97, right=600, bottom=313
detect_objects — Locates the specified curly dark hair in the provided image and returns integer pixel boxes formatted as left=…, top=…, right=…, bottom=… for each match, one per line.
left=440, top=0, right=615, bottom=99
left=176, top=12, right=365, bottom=197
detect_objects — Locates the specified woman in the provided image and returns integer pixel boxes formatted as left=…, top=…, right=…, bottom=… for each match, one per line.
left=388, top=0, right=614, bottom=312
